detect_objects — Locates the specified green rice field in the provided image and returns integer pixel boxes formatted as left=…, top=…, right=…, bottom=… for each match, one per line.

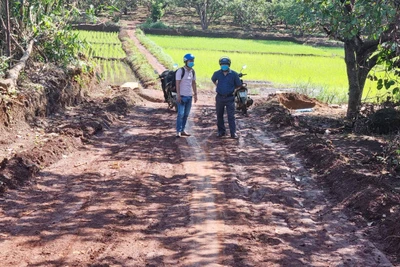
left=94, top=59, right=135, bottom=85
left=75, top=30, right=137, bottom=85
left=75, top=31, right=121, bottom=44
left=146, top=35, right=393, bottom=103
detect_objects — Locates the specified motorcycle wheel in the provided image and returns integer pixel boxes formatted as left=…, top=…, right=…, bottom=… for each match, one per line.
left=172, top=95, right=177, bottom=112
left=242, top=105, right=248, bottom=116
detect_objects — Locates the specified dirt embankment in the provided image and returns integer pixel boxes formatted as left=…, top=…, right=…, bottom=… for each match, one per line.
left=255, top=93, right=400, bottom=263
left=0, top=61, right=112, bottom=193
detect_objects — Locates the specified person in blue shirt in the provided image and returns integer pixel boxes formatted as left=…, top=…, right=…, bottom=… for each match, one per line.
left=211, top=56, right=242, bottom=139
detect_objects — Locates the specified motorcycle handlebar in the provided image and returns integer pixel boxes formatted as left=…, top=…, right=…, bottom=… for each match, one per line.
left=238, top=73, right=247, bottom=77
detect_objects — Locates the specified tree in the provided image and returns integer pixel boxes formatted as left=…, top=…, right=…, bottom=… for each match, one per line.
left=151, top=0, right=166, bottom=22
left=229, top=0, right=268, bottom=29
left=0, top=0, right=84, bottom=92
left=176, top=0, right=230, bottom=30
left=299, top=0, right=399, bottom=119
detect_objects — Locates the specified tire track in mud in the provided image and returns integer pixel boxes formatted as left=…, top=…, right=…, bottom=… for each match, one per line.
left=178, top=119, right=224, bottom=266
left=183, top=101, right=393, bottom=266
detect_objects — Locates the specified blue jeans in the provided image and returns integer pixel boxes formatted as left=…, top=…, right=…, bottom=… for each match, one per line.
left=176, top=96, right=192, bottom=133
left=216, top=95, right=236, bottom=135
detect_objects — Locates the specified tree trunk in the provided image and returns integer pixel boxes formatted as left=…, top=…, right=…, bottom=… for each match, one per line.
left=345, top=38, right=380, bottom=119
left=345, top=40, right=362, bottom=119
left=5, top=0, right=11, bottom=58
left=196, top=4, right=209, bottom=30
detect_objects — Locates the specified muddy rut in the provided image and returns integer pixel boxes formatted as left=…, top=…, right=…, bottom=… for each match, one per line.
left=0, top=91, right=393, bottom=266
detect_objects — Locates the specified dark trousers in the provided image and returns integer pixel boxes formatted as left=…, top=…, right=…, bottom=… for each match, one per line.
left=216, top=95, right=236, bottom=135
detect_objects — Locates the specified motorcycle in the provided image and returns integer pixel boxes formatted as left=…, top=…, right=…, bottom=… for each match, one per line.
left=158, top=64, right=178, bottom=111
left=235, top=65, right=253, bottom=115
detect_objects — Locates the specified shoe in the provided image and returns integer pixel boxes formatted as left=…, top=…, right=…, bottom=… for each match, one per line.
left=231, top=133, right=239, bottom=139
left=176, top=132, right=181, bottom=138
left=181, top=131, right=191, bottom=136
left=217, top=132, right=225, bottom=138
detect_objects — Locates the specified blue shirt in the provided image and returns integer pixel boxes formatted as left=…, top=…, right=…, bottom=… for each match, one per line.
left=211, top=69, right=242, bottom=95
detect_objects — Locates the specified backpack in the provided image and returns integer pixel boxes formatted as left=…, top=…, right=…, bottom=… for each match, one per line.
left=166, top=67, right=196, bottom=93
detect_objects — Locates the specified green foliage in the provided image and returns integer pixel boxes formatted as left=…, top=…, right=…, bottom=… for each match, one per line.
left=43, top=27, right=86, bottom=66
left=139, top=18, right=169, bottom=29
left=298, top=0, right=397, bottom=41
left=229, top=0, right=302, bottom=31
left=229, top=0, right=267, bottom=28
left=364, top=42, right=400, bottom=101
left=4, top=0, right=87, bottom=69
left=177, top=0, right=231, bottom=30
left=0, top=56, right=8, bottom=77
left=151, top=0, right=165, bottom=22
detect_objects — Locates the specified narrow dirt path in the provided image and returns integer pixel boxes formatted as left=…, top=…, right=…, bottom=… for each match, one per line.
left=123, top=20, right=166, bottom=75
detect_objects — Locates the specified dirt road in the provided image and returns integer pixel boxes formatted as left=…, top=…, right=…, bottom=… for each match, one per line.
left=0, top=23, right=397, bottom=266
left=0, top=86, right=394, bottom=266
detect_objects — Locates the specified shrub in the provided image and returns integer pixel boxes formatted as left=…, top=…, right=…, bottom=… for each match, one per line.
left=139, top=18, right=169, bottom=30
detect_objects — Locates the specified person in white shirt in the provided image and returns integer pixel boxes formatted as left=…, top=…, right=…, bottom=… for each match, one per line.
left=175, top=53, right=198, bottom=137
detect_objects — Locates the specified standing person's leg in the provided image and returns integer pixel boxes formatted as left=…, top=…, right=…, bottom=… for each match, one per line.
left=181, top=96, right=192, bottom=134
left=176, top=98, right=186, bottom=137
left=226, top=96, right=236, bottom=137
left=216, top=95, right=226, bottom=136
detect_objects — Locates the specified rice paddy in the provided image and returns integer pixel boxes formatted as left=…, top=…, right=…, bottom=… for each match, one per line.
left=146, top=34, right=395, bottom=103
left=74, top=30, right=137, bottom=85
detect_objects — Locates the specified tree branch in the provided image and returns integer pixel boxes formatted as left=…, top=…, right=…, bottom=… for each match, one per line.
left=0, top=17, right=24, bottom=53
left=0, top=39, right=35, bottom=93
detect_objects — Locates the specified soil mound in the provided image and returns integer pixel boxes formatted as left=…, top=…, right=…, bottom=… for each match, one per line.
left=277, top=92, right=322, bottom=110
left=369, top=107, right=400, bottom=134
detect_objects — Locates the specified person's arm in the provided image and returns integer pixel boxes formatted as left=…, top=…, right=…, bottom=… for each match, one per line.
left=192, top=80, right=197, bottom=103
left=234, top=72, right=242, bottom=89
left=176, top=69, right=182, bottom=103
left=211, top=72, right=218, bottom=86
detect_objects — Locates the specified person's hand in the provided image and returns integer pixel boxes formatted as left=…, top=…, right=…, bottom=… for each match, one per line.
left=176, top=95, right=181, bottom=103
left=194, top=94, right=198, bottom=103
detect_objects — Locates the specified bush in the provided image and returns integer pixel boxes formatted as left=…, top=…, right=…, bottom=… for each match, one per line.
left=139, top=18, right=169, bottom=30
